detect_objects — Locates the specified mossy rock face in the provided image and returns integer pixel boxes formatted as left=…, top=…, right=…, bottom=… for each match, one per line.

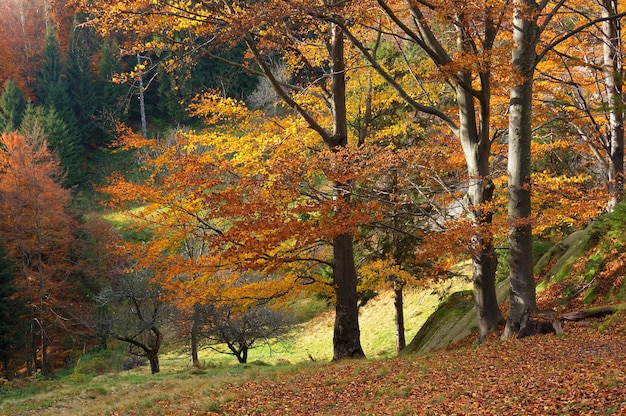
left=400, top=291, right=475, bottom=355
left=402, top=279, right=510, bottom=356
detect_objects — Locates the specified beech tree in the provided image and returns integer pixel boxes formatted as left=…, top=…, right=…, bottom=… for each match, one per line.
left=503, top=0, right=625, bottom=335
left=82, top=0, right=385, bottom=360
left=324, top=0, right=511, bottom=341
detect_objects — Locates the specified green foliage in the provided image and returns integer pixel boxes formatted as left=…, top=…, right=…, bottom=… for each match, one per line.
left=0, top=242, right=27, bottom=374
left=66, top=22, right=101, bottom=149
left=72, top=345, right=128, bottom=376
left=19, top=104, right=83, bottom=187
left=93, top=39, right=127, bottom=144
left=35, top=31, right=85, bottom=187
left=0, top=79, right=25, bottom=133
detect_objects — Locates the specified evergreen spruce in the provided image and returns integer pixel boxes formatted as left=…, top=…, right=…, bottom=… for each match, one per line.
left=67, top=22, right=99, bottom=148
left=0, top=242, right=26, bottom=377
left=94, top=39, right=126, bottom=143
left=20, top=104, right=82, bottom=187
left=0, top=79, right=26, bottom=133
left=36, top=30, right=84, bottom=187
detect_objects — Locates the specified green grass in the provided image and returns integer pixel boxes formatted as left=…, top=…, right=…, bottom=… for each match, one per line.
left=186, top=275, right=471, bottom=365
left=0, top=277, right=471, bottom=415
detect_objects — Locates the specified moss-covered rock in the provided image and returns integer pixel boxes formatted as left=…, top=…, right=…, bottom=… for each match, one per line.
left=401, top=279, right=509, bottom=355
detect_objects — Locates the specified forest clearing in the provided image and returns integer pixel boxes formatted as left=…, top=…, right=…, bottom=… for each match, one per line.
left=2, top=304, right=625, bottom=415
left=2, top=1, right=626, bottom=414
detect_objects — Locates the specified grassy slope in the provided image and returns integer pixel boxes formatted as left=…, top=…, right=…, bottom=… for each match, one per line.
left=2, top=309, right=625, bottom=415
left=5, top=205, right=626, bottom=414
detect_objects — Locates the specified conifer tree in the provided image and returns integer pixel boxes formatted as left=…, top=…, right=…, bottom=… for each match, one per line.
left=0, top=79, right=26, bottom=133
left=20, top=104, right=82, bottom=187
left=93, top=39, right=126, bottom=145
left=66, top=22, right=99, bottom=148
left=0, top=241, right=26, bottom=377
left=36, top=30, right=84, bottom=186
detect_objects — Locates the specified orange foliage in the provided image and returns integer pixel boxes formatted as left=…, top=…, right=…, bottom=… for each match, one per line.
left=0, top=131, right=84, bottom=372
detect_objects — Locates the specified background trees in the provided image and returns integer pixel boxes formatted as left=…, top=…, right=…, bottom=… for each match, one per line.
left=0, top=0, right=623, bottom=374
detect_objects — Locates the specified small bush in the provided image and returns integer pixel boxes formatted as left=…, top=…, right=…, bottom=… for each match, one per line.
left=73, top=347, right=127, bottom=376
left=123, top=355, right=148, bottom=370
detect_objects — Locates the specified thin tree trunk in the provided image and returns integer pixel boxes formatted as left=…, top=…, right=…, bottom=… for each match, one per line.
left=190, top=304, right=201, bottom=368
left=602, top=0, right=624, bottom=212
left=503, top=0, right=539, bottom=338
left=393, top=283, right=405, bottom=354
left=136, top=53, right=147, bottom=139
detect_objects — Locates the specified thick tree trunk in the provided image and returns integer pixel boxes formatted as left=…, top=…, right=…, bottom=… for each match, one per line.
left=146, top=349, right=160, bottom=374
left=328, top=20, right=364, bottom=361
left=456, top=78, right=503, bottom=342
left=602, top=0, right=624, bottom=212
left=332, top=233, right=365, bottom=360
left=393, top=284, right=406, bottom=354
left=503, top=0, right=539, bottom=338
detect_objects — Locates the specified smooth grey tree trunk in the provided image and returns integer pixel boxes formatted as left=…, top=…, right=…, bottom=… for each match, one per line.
left=359, top=1, right=505, bottom=341
left=136, top=53, right=147, bottom=139
left=503, top=0, right=539, bottom=338
left=602, top=0, right=624, bottom=212
left=456, top=77, right=503, bottom=342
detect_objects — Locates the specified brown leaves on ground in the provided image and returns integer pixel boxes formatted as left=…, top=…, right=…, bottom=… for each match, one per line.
left=213, top=314, right=626, bottom=416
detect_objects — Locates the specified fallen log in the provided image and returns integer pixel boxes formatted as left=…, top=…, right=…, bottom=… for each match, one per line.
left=558, top=306, right=616, bottom=322
left=517, top=306, right=617, bottom=339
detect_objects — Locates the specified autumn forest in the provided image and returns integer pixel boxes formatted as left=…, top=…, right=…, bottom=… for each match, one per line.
left=0, top=0, right=625, bottom=401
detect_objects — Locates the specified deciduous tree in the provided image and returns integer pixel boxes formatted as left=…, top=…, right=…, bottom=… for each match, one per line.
left=0, top=131, right=80, bottom=373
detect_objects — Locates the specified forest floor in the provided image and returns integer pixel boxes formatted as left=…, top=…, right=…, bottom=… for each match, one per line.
left=2, top=309, right=625, bottom=416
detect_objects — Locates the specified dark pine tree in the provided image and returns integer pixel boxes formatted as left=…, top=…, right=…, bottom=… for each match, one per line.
left=36, top=30, right=84, bottom=187
left=0, top=79, right=26, bottom=133
left=0, top=242, right=27, bottom=378
left=66, top=21, right=100, bottom=149
left=20, top=104, right=82, bottom=188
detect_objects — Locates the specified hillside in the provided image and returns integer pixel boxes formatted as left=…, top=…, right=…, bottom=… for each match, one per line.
left=1, top=309, right=624, bottom=415
left=4, top=205, right=626, bottom=415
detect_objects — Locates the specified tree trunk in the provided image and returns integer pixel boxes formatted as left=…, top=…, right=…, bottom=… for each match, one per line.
left=329, top=20, right=365, bottom=361
left=332, top=233, right=365, bottom=360
left=602, top=0, right=624, bottom=212
left=503, top=0, right=539, bottom=338
left=456, top=75, right=503, bottom=342
left=190, top=304, right=201, bottom=368
left=393, top=283, right=406, bottom=354
left=136, top=53, right=147, bottom=139
left=146, top=349, right=160, bottom=374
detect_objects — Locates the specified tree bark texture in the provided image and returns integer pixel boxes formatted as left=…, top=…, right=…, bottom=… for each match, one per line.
left=601, top=0, right=624, bottom=212
left=332, top=233, right=365, bottom=360
left=456, top=78, right=503, bottom=342
left=504, top=0, right=539, bottom=338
